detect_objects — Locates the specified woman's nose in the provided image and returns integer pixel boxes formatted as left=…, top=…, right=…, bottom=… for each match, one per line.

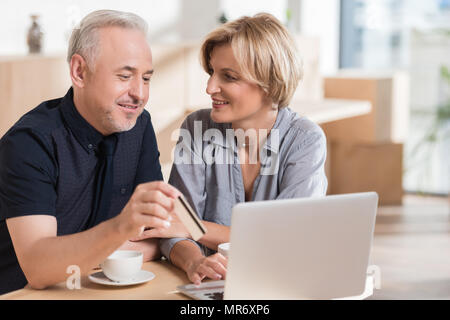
left=206, top=76, right=221, bottom=95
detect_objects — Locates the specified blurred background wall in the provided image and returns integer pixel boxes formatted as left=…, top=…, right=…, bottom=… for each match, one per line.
left=0, top=0, right=448, bottom=196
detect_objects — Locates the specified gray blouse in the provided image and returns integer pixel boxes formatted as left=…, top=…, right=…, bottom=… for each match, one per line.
left=160, top=107, right=328, bottom=259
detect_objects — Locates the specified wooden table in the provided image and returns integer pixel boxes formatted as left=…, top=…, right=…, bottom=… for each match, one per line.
left=0, top=260, right=190, bottom=300
left=1, top=259, right=376, bottom=300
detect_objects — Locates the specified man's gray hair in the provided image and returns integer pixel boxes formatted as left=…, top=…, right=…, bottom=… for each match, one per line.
left=67, top=10, right=149, bottom=68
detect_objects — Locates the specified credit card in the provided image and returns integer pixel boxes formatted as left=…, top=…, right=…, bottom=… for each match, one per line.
left=174, top=195, right=207, bottom=241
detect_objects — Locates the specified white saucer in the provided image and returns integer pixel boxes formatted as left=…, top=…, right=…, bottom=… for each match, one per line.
left=88, top=270, right=155, bottom=286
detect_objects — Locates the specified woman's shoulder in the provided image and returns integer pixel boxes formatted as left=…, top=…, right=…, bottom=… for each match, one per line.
left=182, top=108, right=228, bottom=132
left=284, top=108, right=325, bottom=138
left=185, top=108, right=212, bottom=122
left=280, top=108, right=327, bottom=156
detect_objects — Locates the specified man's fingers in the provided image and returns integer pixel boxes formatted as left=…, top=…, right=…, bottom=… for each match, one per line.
left=136, top=181, right=182, bottom=199
left=129, top=228, right=161, bottom=241
left=133, top=214, right=171, bottom=232
left=139, top=202, right=171, bottom=220
left=137, top=190, right=174, bottom=212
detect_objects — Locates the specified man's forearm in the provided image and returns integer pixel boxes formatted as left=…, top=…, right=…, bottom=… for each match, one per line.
left=24, top=217, right=127, bottom=289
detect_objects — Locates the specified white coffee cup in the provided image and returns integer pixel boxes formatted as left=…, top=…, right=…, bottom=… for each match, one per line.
left=100, top=250, right=143, bottom=282
left=218, top=242, right=230, bottom=258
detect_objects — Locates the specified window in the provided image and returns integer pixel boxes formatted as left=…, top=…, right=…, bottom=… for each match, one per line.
left=340, top=0, right=450, bottom=195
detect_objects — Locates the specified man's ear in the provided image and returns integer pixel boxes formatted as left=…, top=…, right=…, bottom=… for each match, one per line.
left=70, top=54, right=88, bottom=88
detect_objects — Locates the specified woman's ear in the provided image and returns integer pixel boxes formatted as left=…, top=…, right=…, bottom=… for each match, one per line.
left=69, top=54, right=88, bottom=88
left=262, top=90, right=277, bottom=110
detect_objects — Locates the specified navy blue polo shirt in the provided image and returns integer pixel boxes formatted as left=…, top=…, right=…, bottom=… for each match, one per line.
left=0, top=88, right=163, bottom=294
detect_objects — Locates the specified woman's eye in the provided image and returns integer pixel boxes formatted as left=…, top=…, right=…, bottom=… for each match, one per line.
left=225, top=74, right=237, bottom=81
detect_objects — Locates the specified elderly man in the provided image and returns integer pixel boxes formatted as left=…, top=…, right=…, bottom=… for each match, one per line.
left=0, top=10, right=180, bottom=294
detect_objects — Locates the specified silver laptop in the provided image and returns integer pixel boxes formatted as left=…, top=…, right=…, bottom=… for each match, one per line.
left=177, top=192, right=378, bottom=300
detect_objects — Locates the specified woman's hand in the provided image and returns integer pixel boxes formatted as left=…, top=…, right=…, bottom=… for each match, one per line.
left=186, top=253, right=228, bottom=285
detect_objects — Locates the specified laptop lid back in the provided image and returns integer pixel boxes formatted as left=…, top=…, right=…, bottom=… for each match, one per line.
left=224, top=192, right=378, bottom=300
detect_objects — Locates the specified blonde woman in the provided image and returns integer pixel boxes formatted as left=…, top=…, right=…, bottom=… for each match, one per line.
left=139, top=13, right=328, bottom=284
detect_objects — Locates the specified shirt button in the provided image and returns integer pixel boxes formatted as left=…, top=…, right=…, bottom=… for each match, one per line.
left=88, top=144, right=93, bottom=149
left=120, top=188, right=127, bottom=195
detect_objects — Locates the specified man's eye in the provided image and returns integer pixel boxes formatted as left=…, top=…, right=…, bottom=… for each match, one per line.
left=118, top=74, right=131, bottom=80
left=143, top=77, right=151, bottom=82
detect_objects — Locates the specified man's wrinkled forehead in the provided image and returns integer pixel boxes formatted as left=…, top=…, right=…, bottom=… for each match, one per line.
left=94, top=26, right=152, bottom=70
left=114, top=65, right=154, bottom=75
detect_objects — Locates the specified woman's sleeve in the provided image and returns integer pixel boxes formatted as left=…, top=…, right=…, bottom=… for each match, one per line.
left=160, top=114, right=206, bottom=260
left=276, top=127, right=328, bottom=199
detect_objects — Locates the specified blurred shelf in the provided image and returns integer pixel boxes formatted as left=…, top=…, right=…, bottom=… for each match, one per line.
left=290, top=98, right=372, bottom=124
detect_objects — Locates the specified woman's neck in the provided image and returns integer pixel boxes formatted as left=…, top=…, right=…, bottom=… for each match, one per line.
left=232, top=107, right=279, bottom=149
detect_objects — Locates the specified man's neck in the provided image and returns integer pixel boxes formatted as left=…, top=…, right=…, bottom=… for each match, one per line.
left=72, top=89, right=108, bottom=136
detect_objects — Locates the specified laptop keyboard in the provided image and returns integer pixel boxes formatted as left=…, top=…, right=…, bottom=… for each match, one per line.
left=203, top=292, right=224, bottom=300
left=178, top=280, right=226, bottom=300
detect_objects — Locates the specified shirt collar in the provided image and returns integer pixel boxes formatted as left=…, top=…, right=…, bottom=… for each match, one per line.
left=209, top=107, right=294, bottom=154
left=262, top=107, right=292, bottom=153
left=60, top=87, right=104, bottom=153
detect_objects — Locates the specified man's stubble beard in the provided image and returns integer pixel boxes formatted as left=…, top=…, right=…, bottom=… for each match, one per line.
left=102, top=108, right=141, bottom=134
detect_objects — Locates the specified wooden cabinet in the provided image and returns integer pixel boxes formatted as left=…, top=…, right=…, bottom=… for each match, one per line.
left=0, top=55, right=71, bottom=137
left=322, top=71, right=410, bottom=205
left=322, top=71, right=410, bottom=143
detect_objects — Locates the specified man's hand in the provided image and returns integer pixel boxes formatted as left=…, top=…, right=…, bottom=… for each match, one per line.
left=113, top=181, right=182, bottom=240
left=186, top=253, right=228, bottom=285
left=130, top=210, right=190, bottom=241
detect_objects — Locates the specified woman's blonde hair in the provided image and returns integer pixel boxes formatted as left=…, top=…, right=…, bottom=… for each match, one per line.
left=200, top=13, right=303, bottom=109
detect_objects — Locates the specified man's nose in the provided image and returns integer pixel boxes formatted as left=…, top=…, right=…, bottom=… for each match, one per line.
left=206, top=76, right=220, bottom=95
left=129, top=78, right=146, bottom=103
